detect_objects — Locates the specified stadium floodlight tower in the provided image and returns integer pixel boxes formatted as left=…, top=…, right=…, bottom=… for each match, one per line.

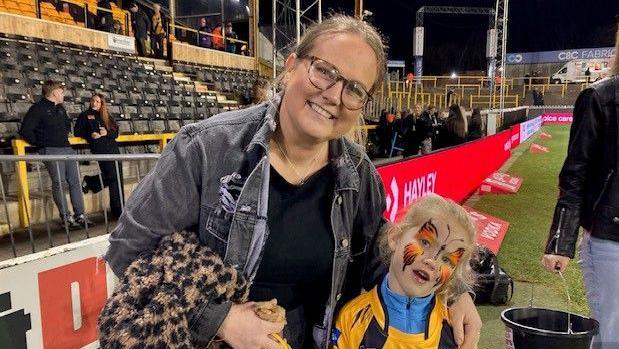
left=271, top=0, right=322, bottom=81
left=494, top=0, right=509, bottom=116
left=413, top=6, right=497, bottom=87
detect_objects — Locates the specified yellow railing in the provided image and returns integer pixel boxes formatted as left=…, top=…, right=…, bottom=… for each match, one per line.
left=469, top=94, right=519, bottom=109
left=12, top=133, right=175, bottom=227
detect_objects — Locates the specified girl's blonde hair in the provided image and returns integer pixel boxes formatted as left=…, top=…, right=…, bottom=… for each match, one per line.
left=274, top=14, right=388, bottom=149
left=379, top=194, right=477, bottom=302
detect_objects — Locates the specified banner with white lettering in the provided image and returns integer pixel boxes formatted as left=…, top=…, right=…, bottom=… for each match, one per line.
left=519, top=116, right=543, bottom=144
left=464, top=206, right=510, bottom=254
left=377, top=130, right=512, bottom=222
left=541, top=113, right=573, bottom=124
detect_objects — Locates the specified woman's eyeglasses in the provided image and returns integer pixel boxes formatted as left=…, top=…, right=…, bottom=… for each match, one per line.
left=305, top=56, right=371, bottom=110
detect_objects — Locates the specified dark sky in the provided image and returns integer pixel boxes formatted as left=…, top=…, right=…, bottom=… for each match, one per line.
left=259, top=0, right=617, bottom=75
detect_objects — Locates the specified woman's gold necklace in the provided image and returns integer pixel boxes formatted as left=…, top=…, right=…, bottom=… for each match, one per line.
left=273, top=137, right=326, bottom=185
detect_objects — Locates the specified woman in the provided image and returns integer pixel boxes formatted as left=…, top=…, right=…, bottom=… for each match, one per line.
left=467, top=107, right=483, bottom=141
left=105, top=15, right=481, bottom=349
left=74, top=94, right=124, bottom=219
left=444, top=104, right=468, bottom=147
left=198, top=17, right=212, bottom=49
left=543, top=22, right=619, bottom=348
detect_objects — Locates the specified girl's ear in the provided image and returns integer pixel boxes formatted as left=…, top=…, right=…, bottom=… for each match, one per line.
left=387, top=225, right=401, bottom=250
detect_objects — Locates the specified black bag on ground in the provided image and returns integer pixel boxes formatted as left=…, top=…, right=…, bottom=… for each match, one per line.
left=470, top=246, right=514, bottom=305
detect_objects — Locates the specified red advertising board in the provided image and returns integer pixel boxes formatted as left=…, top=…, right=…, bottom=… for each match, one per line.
left=541, top=112, right=573, bottom=124
left=464, top=206, right=510, bottom=254
left=510, top=124, right=521, bottom=149
left=377, top=130, right=512, bottom=222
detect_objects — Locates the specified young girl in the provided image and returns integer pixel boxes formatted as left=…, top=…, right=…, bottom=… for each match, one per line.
left=332, top=194, right=476, bottom=349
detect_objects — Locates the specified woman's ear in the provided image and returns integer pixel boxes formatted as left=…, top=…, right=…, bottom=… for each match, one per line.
left=284, top=53, right=298, bottom=72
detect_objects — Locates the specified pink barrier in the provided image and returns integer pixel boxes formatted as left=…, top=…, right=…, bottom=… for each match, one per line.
left=377, top=130, right=512, bottom=222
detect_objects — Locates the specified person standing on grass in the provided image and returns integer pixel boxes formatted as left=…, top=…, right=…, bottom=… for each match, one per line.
left=543, top=17, right=619, bottom=349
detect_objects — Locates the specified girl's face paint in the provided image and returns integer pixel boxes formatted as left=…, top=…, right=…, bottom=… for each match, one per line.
left=389, top=217, right=469, bottom=298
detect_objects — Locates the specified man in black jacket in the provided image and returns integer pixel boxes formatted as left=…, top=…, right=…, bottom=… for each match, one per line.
left=129, top=2, right=151, bottom=56
left=19, top=81, right=93, bottom=230
left=542, top=32, right=619, bottom=346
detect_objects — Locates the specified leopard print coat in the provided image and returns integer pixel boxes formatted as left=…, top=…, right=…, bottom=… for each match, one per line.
left=98, top=231, right=249, bottom=348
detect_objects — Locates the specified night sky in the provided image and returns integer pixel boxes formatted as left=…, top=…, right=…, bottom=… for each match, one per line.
left=260, top=0, right=618, bottom=75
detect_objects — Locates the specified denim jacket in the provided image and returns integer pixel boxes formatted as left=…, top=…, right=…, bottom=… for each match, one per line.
left=105, top=95, right=387, bottom=348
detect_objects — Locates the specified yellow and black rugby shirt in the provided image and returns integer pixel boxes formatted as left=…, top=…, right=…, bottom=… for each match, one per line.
left=331, top=286, right=457, bottom=349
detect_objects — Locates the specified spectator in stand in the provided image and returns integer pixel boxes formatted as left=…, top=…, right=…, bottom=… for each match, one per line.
left=415, top=106, right=434, bottom=155
left=225, top=22, right=238, bottom=54
left=150, top=3, right=166, bottom=59
left=444, top=104, right=467, bottom=147
left=113, top=20, right=123, bottom=34
left=19, top=81, right=92, bottom=230
left=467, top=107, right=483, bottom=141
left=240, top=44, right=249, bottom=56
left=212, top=22, right=224, bottom=50
left=129, top=2, right=151, bottom=56
left=402, top=104, right=422, bottom=156
left=446, top=88, right=455, bottom=106
left=96, top=0, right=114, bottom=33
left=74, top=94, right=124, bottom=219
left=198, top=17, right=212, bottom=49
left=532, top=87, right=545, bottom=106
left=404, top=71, right=414, bottom=88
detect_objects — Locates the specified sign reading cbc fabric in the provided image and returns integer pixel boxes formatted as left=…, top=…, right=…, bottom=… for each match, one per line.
left=0, top=236, right=116, bottom=349
left=377, top=130, right=512, bottom=222
left=463, top=206, right=510, bottom=255
left=541, top=113, right=573, bottom=124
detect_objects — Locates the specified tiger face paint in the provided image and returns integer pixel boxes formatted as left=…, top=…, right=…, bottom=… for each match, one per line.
left=388, top=217, right=470, bottom=299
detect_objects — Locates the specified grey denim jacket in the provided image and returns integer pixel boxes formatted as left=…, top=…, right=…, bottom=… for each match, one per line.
left=105, top=95, right=387, bottom=348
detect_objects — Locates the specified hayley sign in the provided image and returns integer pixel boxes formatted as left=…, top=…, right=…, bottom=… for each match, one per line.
left=377, top=130, right=512, bottom=222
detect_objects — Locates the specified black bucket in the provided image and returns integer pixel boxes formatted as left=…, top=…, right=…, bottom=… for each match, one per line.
left=501, top=307, right=598, bottom=349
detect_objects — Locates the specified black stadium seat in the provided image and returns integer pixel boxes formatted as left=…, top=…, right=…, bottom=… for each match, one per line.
left=10, top=101, right=32, bottom=119
left=0, top=103, right=11, bottom=121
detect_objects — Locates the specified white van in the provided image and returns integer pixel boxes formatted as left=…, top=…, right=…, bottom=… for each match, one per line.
left=551, top=58, right=610, bottom=83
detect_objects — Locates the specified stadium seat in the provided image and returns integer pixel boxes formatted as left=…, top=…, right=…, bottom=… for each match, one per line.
left=10, top=101, right=32, bottom=119
left=166, top=118, right=181, bottom=133
left=0, top=103, right=11, bottom=121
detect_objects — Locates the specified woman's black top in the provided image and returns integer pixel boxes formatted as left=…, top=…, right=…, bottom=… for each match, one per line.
left=249, top=163, right=335, bottom=337
left=74, top=108, right=120, bottom=154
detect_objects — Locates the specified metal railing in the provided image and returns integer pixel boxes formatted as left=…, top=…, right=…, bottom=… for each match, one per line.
left=0, top=153, right=160, bottom=260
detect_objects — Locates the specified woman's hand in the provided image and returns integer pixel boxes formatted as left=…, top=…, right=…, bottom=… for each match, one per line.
left=542, top=254, right=570, bottom=273
left=448, top=293, right=482, bottom=349
left=91, top=132, right=101, bottom=139
left=218, top=302, right=286, bottom=349
left=99, top=127, right=108, bottom=137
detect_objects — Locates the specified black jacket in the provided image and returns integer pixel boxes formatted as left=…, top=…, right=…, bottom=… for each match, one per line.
left=19, top=98, right=72, bottom=148
left=131, top=9, right=151, bottom=38
left=74, top=108, right=120, bottom=154
left=545, top=76, right=619, bottom=258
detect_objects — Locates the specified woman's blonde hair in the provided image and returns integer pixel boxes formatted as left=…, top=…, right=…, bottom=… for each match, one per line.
left=378, top=194, right=477, bottom=302
left=274, top=14, right=388, bottom=149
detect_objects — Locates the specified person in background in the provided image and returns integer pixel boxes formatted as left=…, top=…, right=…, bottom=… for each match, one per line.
left=129, top=2, right=151, bottom=56
left=198, top=17, right=212, bottom=49
left=150, top=3, right=166, bottom=59
left=444, top=104, right=467, bottom=147
left=225, top=22, right=238, bottom=54
left=416, top=106, right=434, bottom=155
left=74, top=94, right=124, bottom=219
left=212, top=22, right=224, bottom=50
left=467, top=107, right=483, bottom=141
left=113, top=20, right=123, bottom=34
left=19, top=81, right=92, bottom=230
left=402, top=104, right=422, bottom=156
left=96, top=0, right=114, bottom=33
left=542, top=17, right=619, bottom=348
